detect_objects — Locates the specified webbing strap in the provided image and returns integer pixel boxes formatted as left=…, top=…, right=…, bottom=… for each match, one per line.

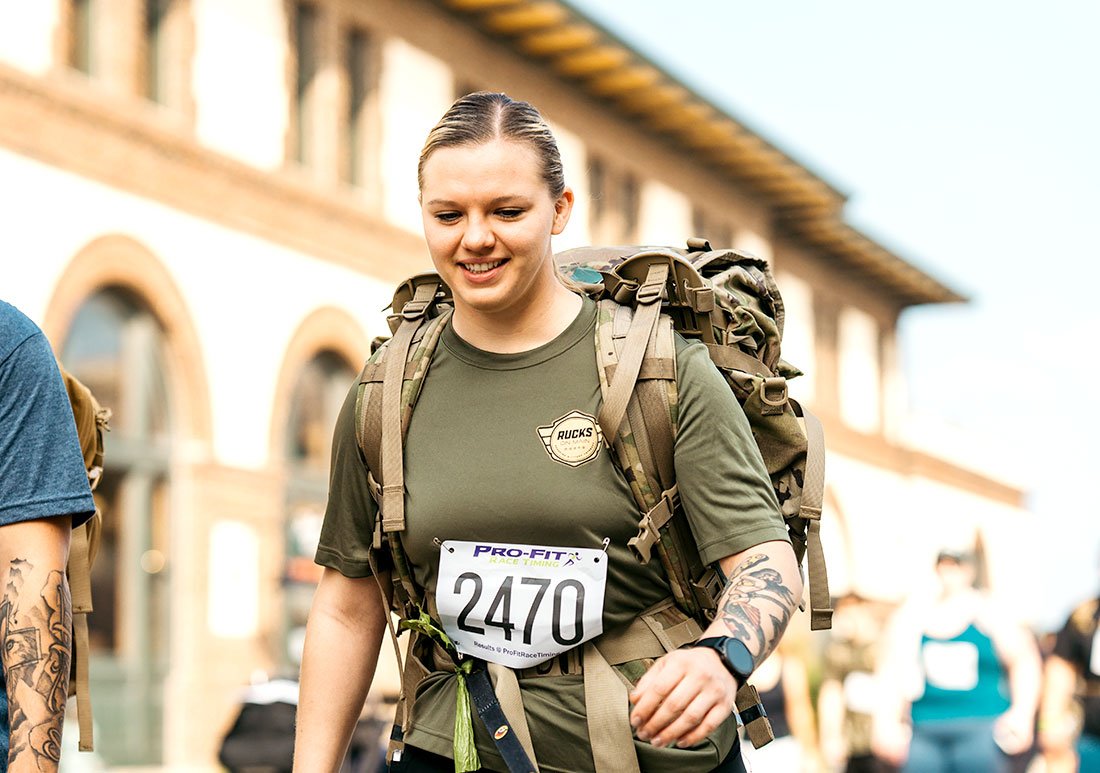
left=68, top=522, right=95, bottom=750
left=69, top=523, right=93, bottom=613
left=598, top=263, right=668, bottom=441
left=582, top=642, right=641, bottom=773
left=793, top=402, right=832, bottom=630
left=468, top=665, right=538, bottom=773
left=705, top=344, right=773, bottom=377
left=488, top=663, right=539, bottom=771
left=380, top=282, right=438, bottom=533
left=735, top=684, right=774, bottom=749
left=635, top=321, right=675, bottom=490
left=73, top=613, right=93, bottom=750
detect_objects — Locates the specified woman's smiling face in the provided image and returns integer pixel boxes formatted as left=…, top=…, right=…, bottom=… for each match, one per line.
left=419, top=138, right=572, bottom=326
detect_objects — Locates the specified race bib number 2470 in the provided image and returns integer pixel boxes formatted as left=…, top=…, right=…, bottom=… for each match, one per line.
left=436, top=540, right=608, bottom=669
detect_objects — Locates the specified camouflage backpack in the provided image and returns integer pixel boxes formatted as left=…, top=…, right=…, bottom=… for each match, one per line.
left=354, top=238, right=830, bottom=768
left=60, top=366, right=110, bottom=752
left=556, top=238, right=832, bottom=631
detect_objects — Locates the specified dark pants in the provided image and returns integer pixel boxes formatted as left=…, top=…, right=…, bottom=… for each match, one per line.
left=390, top=739, right=747, bottom=772
left=903, top=718, right=1003, bottom=773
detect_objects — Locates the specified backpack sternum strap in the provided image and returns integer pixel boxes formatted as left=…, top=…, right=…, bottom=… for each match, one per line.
left=627, top=487, right=678, bottom=564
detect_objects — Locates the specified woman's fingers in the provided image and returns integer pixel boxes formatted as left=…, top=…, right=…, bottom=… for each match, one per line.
left=628, top=650, right=735, bottom=747
left=669, top=701, right=731, bottom=749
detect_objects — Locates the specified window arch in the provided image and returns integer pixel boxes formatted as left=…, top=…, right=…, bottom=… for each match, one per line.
left=61, top=287, right=172, bottom=765
left=282, top=349, right=358, bottom=668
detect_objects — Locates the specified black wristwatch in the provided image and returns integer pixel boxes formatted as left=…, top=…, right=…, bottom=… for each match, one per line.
left=687, top=637, right=754, bottom=687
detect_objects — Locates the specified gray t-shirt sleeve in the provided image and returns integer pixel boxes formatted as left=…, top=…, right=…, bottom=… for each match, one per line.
left=0, top=327, right=95, bottom=528
left=314, top=382, right=380, bottom=577
left=673, top=338, right=789, bottom=565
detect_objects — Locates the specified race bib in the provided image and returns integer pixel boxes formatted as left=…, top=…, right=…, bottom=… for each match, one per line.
left=921, top=640, right=979, bottom=691
left=842, top=670, right=878, bottom=715
left=436, top=540, right=608, bottom=668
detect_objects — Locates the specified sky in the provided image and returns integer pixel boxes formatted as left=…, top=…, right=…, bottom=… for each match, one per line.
left=575, top=0, right=1100, bottom=630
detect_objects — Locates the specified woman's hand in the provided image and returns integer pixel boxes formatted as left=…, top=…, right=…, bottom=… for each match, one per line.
left=628, top=647, right=737, bottom=749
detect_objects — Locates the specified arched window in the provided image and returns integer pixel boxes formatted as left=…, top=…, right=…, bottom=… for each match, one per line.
left=283, top=350, right=357, bottom=667
left=61, top=288, right=172, bottom=765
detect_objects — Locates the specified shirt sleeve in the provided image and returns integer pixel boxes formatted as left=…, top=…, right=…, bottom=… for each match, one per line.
left=0, top=331, right=96, bottom=528
left=314, top=382, right=381, bottom=577
left=672, top=337, right=789, bottom=565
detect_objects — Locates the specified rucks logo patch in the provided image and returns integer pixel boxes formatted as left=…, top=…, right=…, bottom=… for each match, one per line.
left=536, top=410, right=603, bottom=467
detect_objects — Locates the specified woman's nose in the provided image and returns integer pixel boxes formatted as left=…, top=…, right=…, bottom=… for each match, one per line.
left=461, top=215, right=495, bottom=251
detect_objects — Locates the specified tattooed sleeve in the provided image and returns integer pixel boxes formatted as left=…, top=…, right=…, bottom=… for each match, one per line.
left=1, top=559, right=71, bottom=771
left=715, top=552, right=796, bottom=666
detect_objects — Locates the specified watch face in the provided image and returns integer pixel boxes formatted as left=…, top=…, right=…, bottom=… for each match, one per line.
left=721, top=638, right=755, bottom=677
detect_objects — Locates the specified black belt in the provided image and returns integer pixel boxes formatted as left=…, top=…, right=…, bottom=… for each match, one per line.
left=466, top=661, right=537, bottom=773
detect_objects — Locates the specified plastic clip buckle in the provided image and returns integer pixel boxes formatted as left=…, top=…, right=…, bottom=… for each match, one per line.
left=635, top=278, right=665, bottom=305
left=628, top=514, right=658, bottom=564
left=401, top=299, right=431, bottom=321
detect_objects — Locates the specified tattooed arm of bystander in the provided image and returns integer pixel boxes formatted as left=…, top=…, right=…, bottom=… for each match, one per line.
left=0, top=515, right=72, bottom=773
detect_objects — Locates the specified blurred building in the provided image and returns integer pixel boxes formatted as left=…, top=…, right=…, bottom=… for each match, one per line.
left=0, top=0, right=1030, bottom=768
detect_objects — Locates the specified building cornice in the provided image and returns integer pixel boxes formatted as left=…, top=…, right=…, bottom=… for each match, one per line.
left=433, top=0, right=965, bottom=307
left=0, top=62, right=432, bottom=286
left=819, top=412, right=1025, bottom=508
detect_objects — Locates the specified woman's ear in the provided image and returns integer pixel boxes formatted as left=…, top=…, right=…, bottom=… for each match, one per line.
left=552, top=187, right=574, bottom=235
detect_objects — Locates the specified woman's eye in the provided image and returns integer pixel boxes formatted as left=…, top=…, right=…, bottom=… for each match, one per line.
left=497, top=208, right=524, bottom=219
left=435, top=212, right=461, bottom=223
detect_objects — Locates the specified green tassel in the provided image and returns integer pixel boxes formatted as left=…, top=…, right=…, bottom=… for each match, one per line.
left=452, top=659, right=480, bottom=773
left=398, top=608, right=479, bottom=772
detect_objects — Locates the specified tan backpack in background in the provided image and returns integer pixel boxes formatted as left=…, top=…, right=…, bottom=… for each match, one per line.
left=59, top=366, right=109, bottom=752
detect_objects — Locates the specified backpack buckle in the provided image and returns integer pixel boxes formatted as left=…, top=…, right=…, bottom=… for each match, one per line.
left=628, top=488, right=678, bottom=565
left=635, top=278, right=665, bottom=305
left=690, top=567, right=724, bottom=613
left=760, top=377, right=788, bottom=415
left=401, top=298, right=432, bottom=320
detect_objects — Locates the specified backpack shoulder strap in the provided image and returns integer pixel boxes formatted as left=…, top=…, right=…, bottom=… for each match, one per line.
left=594, top=298, right=721, bottom=619
left=59, top=365, right=109, bottom=752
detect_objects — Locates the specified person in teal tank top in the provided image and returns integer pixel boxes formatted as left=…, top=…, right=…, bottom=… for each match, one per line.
left=909, top=621, right=1011, bottom=725
left=872, top=548, right=1042, bottom=773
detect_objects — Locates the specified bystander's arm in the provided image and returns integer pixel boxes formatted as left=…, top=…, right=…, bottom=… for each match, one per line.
left=0, top=515, right=72, bottom=773
left=987, top=608, right=1042, bottom=754
left=1038, top=655, right=1080, bottom=772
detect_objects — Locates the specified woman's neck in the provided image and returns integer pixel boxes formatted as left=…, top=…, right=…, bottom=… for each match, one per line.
left=451, top=283, right=583, bottom=354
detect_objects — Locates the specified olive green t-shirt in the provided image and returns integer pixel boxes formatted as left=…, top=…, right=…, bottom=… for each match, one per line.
left=317, top=297, right=788, bottom=773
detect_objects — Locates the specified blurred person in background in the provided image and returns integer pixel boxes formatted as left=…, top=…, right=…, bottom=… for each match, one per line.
left=872, top=547, right=1041, bottom=772
left=818, top=593, right=896, bottom=773
left=1039, top=556, right=1100, bottom=773
left=0, top=300, right=96, bottom=772
left=739, top=637, right=823, bottom=773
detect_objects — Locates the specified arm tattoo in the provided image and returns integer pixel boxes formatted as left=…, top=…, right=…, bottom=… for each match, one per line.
left=715, top=553, right=795, bottom=666
left=1, top=558, right=71, bottom=770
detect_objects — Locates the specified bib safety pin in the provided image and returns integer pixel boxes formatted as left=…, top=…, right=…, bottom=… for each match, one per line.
left=432, top=537, right=455, bottom=553
left=595, top=536, right=610, bottom=563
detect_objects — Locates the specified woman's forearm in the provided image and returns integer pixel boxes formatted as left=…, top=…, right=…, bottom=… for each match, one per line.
left=293, top=570, right=389, bottom=773
left=704, top=540, right=803, bottom=665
